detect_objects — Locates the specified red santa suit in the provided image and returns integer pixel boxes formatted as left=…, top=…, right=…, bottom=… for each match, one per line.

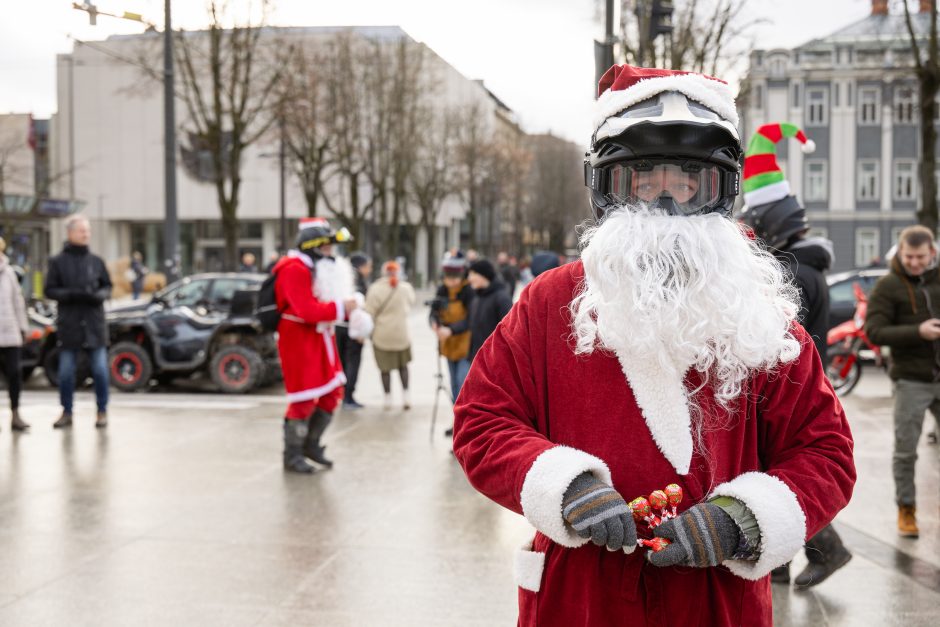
left=274, top=250, right=347, bottom=419
left=453, top=261, right=856, bottom=627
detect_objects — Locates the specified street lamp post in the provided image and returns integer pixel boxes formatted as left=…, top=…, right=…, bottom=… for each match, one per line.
left=278, top=116, right=286, bottom=253
left=163, top=0, right=180, bottom=282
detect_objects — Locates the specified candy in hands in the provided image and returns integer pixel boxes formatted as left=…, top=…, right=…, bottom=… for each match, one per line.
left=629, top=496, right=660, bottom=527
left=664, top=483, right=683, bottom=518
left=649, top=490, right=669, bottom=519
left=637, top=537, right=670, bottom=552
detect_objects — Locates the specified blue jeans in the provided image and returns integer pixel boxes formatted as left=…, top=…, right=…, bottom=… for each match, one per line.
left=59, top=346, right=110, bottom=414
left=447, top=358, right=471, bottom=403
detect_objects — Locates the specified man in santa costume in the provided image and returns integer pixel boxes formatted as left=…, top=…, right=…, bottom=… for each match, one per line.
left=452, top=65, right=856, bottom=626
left=273, top=217, right=359, bottom=474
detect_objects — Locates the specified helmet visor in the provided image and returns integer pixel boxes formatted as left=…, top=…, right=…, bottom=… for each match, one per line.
left=605, top=162, right=723, bottom=215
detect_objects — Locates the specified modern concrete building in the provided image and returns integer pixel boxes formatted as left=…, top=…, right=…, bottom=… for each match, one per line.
left=51, top=26, right=521, bottom=282
left=742, top=0, right=937, bottom=271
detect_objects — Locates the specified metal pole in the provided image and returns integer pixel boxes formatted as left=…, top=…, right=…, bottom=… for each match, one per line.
left=278, top=116, right=286, bottom=253
left=163, top=0, right=180, bottom=282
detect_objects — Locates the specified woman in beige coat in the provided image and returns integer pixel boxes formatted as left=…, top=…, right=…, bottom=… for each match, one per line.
left=0, top=237, right=30, bottom=431
left=365, top=260, right=416, bottom=410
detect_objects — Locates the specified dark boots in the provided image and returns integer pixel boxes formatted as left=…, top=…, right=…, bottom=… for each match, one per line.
left=303, top=408, right=334, bottom=468
left=283, top=420, right=315, bottom=474
left=53, top=411, right=73, bottom=429
left=794, top=524, right=852, bottom=589
left=10, top=410, right=30, bottom=431
left=770, top=563, right=790, bottom=584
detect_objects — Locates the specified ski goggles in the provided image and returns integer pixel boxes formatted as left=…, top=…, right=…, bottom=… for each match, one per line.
left=585, top=160, right=738, bottom=216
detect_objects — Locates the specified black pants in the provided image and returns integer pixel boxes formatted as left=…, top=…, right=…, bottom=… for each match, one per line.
left=0, top=346, right=22, bottom=410
left=335, top=326, right=363, bottom=402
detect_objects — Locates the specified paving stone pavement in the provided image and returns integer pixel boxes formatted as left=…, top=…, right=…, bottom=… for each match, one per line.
left=0, top=299, right=938, bottom=625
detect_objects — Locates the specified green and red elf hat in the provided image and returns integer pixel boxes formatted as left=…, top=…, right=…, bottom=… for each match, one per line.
left=743, top=122, right=816, bottom=207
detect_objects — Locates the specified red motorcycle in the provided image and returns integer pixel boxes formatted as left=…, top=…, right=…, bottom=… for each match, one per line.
left=826, top=282, right=884, bottom=396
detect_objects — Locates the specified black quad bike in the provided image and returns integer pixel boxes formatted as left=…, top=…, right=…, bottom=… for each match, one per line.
left=105, top=273, right=280, bottom=393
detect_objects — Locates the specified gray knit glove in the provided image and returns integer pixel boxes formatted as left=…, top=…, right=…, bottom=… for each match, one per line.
left=647, top=503, right=740, bottom=568
left=562, top=472, right=637, bottom=552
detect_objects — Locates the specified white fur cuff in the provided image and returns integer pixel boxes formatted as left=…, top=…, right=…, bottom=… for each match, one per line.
left=709, top=472, right=807, bottom=580
left=519, top=446, right=613, bottom=548
left=513, top=539, right=546, bottom=593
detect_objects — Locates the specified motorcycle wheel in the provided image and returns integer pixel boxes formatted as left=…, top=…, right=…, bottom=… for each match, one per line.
left=826, top=349, right=861, bottom=397
left=109, top=342, right=154, bottom=392
left=210, top=345, right=262, bottom=394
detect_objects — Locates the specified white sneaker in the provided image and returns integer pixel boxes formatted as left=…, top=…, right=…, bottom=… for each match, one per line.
left=402, top=390, right=411, bottom=410
left=383, top=393, right=392, bottom=410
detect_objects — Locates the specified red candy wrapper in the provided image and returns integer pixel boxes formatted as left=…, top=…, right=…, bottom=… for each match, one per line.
left=649, top=490, right=669, bottom=519
left=628, top=496, right=659, bottom=527
left=637, top=537, right=671, bottom=552
left=664, top=483, right=683, bottom=518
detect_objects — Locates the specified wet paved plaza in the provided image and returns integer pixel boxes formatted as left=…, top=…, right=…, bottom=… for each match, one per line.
left=0, top=304, right=939, bottom=625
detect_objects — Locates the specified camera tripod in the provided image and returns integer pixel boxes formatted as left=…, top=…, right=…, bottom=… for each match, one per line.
left=429, top=347, right=452, bottom=442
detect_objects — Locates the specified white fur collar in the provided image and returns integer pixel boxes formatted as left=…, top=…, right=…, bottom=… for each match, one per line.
left=614, top=348, right=693, bottom=475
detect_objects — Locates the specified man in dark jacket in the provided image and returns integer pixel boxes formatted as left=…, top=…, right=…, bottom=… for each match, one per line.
left=866, top=225, right=940, bottom=539
left=739, top=122, right=850, bottom=589
left=45, top=216, right=112, bottom=428
left=337, top=252, right=372, bottom=409
left=466, top=259, right=512, bottom=362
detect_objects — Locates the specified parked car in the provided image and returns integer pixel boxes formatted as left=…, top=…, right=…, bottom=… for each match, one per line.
left=106, top=273, right=279, bottom=393
left=20, top=306, right=59, bottom=383
left=827, top=267, right=888, bottom=330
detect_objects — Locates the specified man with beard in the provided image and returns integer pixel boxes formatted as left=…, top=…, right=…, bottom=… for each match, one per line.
left=739, top=122, right=851, bottom=589
left=452, top=65, right=855, bottom=626
left=273, top=217, right=358, bottom=474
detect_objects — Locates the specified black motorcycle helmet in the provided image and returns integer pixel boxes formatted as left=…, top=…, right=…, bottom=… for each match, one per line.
left=584, top=66, right=744, bottom=220
left=738, top=195, right=808, bottom=251
left=295, top=217, right=352, bottom=252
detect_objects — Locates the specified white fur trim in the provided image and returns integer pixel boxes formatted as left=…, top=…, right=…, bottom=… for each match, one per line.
left=614, top=351, right=692, bottom=475
left=801, top=139, right=816, bottom=154
left=348, top=308, right=374, bottom=340
left=285, top=371, right=347, bottom=402
left=334, top=300, right=346, bottom=323
left=519, top=446, right=613, bottom=548
left=743, top=180, right=790, bottom=208
left=513, top=539, right=546, bottom=593
left=595, top=73, right=739, bottom=132
left=287, top=249, right=313, bottom=268
left=709, top=472, right=807, bottom=580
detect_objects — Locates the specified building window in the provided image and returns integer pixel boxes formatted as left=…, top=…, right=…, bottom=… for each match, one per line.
left=857, top=160, right=880, bottom=201
left=792, top=83, right=801, bottom=108
left=753, top=84, right=763, bottom=109
left=806, top=88, right=828, bottom=125
left=805, top=160, right=828, bottom=201
left=855, top=228, right=880, bottom=267
left=894, top=86, right=916, bottom=124
left=858, top=87, right=880, bottom=125
left=894, top=160, right=917, bottom=201
left=834, top=83, right=841, bottom=107
left=891, top=226, right=906, bottom=247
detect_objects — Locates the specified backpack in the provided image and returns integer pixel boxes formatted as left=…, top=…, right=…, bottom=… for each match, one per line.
left=255, top=271, right=282, bottom=332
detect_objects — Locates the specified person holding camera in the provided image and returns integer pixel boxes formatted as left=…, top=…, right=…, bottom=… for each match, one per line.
left=430, top=255, right=475, bottom=425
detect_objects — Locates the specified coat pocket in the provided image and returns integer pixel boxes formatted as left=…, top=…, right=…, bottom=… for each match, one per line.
left=513, top=537, right=546, bottom=593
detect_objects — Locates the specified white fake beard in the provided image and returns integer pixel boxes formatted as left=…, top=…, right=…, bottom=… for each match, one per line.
left=570, top=204, right=801, bottom=406
left=314, top=255, right=355, bottom=303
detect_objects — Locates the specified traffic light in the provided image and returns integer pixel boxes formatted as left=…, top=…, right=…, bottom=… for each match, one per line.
left=649, top=0, right=674, bottom=41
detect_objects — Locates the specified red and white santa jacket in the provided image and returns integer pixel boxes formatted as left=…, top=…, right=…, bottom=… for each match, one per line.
left=273, top=251, right=347, bottom=403
left=453, top=261, right=856, bottom=627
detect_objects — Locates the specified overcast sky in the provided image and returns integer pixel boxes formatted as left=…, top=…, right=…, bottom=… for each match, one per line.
left=1, top=0, right=877, bottom=144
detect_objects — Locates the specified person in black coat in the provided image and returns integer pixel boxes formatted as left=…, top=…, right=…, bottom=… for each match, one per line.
left=338, top=252, right=372, bottom=409
left=466, top=259, right=512, bottom=361
left=44, top=216, right=113, bottom=429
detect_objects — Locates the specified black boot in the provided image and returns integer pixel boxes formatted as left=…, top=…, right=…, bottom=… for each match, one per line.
left=283, top=420, right=315, bottom=474
left=770, top=563, right=791, bottom=584
left=303, top=408, right=333, bottom=468
left=794, top=524, right=852, bottom=589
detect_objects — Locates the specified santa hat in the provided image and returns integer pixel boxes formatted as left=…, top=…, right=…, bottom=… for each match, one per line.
left=743, top=123, right=816, bottom=207
left=594, top=64, right=739, bottom=133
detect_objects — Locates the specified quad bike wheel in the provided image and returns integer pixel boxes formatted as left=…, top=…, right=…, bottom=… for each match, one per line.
left=826, top=347, right=862, bottom=397
left=210, top=345, right=262, bottom=393
left=109, top=342, right=154, bottom=392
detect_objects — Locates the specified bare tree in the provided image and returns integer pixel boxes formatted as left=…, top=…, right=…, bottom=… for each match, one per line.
left=452, top=102, right=492, bottom=251
left=279, top=44, right=334, bottom=217
left=173, top=0, right=285, bottom=269
left=616, top=0, right=763, bottom=76
left=903, top=0, right=940, bottom=234
left=525, top=133, right=586, bottom=253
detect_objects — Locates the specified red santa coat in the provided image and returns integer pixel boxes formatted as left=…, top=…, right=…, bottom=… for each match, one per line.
left=273, top=252, right=346, bottom=405
left=453, top=261, right=855, bottom=627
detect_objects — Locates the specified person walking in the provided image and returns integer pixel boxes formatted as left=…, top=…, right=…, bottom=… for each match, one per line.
left=866, top=224, right=940, bottom=538
left=272, top=217, right=357, bottom=474
left=0, top=236, right=30, bottom=431
left=365, top=260, right=416, bottom=410
left=45, top=215, right=113, bottom=429
left=338, top=252, right=372, bottom=409
left=130, top=251, right=147, bottom=300
left=452, top=64, right=854, bottom=626
left=739, top=121, right=851, bottom=589
left=466, top=259, right=512, bottom=362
